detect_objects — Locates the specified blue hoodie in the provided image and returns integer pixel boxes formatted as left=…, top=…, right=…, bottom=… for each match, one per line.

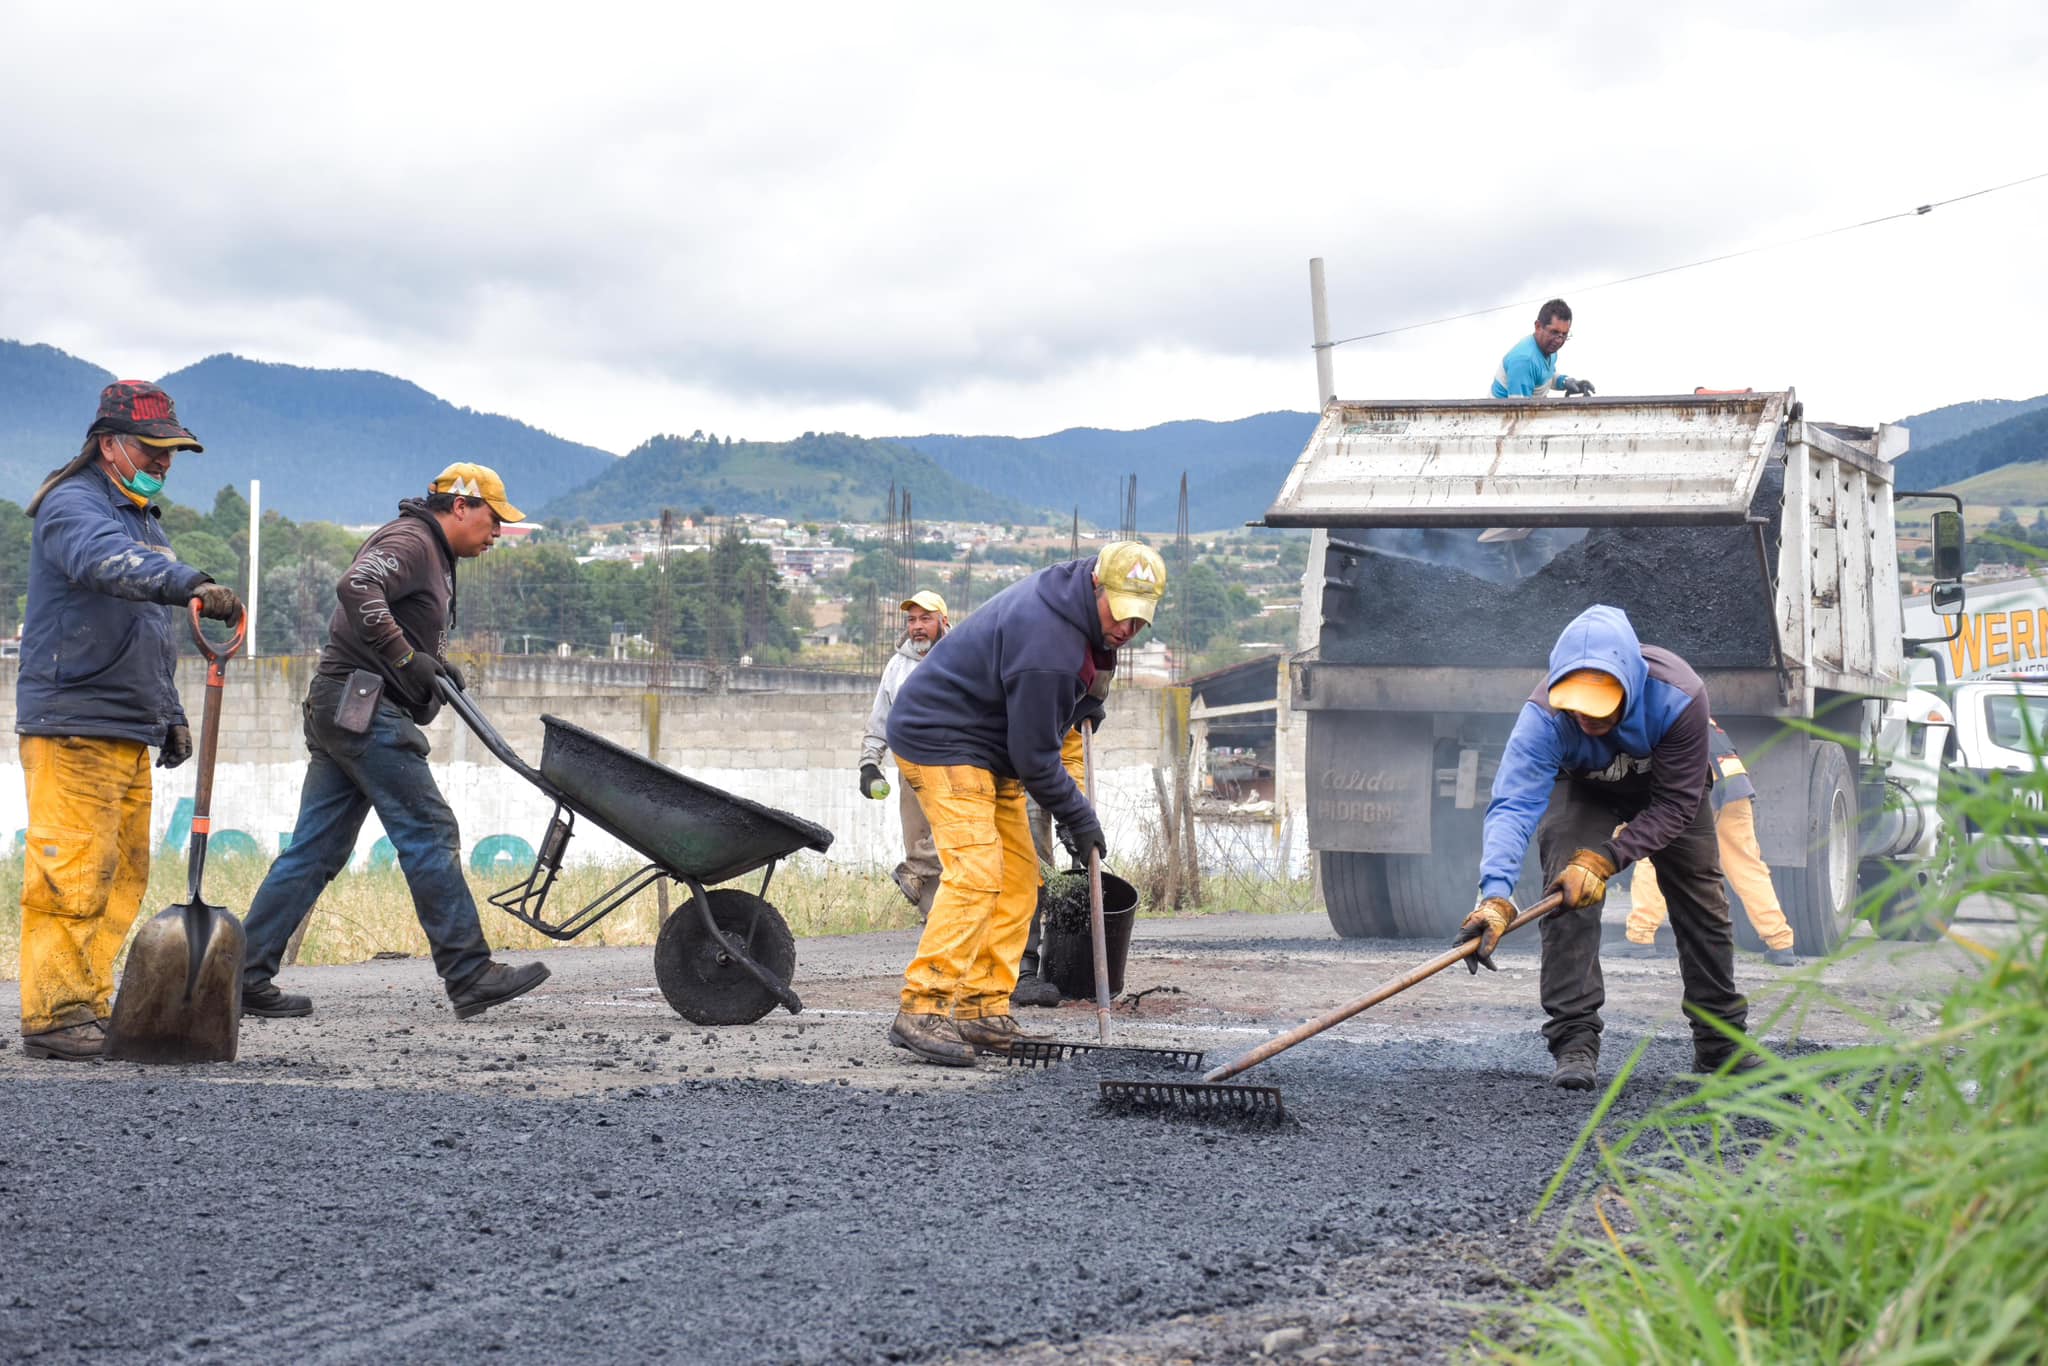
left=1477, top=605, right=1711, bottom=900
left=886, top=558, right=1109, bottom=835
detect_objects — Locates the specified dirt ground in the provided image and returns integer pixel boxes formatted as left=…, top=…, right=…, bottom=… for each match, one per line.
left=0, top=900, right=2000, bottom=1364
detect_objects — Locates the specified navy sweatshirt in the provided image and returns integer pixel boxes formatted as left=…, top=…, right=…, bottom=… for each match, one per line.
left=886, top=558, right=1109, bottom=835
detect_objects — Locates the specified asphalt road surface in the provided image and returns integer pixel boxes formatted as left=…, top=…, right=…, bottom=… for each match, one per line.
left=0, top=904, right=1998, bottom=1364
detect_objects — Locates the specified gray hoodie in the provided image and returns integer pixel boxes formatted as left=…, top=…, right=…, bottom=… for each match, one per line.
left=860, top=636, right=930, bottom=768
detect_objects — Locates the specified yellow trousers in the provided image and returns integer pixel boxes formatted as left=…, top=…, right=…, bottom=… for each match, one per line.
left=18, top=736, right=154, bottom=1034
left=897, top=759, right=1039, bottom=1018
left=1627, top=797, right=1794, bottom=951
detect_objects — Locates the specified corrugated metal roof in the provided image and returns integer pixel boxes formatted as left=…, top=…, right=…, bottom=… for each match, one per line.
left=1262, top=392, right=1789, bottom=529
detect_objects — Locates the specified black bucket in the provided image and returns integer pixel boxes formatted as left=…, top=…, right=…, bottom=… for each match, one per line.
left=1038, top=870, right=1139, bottom=1000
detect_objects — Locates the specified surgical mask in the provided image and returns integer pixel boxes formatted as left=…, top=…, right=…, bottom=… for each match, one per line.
left=111, top=441, right=165, bottom=499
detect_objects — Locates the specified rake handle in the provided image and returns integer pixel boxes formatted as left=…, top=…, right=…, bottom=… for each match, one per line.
left=1200, top=892, right=1564, bottom=1085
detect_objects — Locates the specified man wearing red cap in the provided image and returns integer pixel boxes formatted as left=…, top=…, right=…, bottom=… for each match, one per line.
left=1458, top=603, right=1751, bottom=1090
left=15, top=381, right=243, bottom=1060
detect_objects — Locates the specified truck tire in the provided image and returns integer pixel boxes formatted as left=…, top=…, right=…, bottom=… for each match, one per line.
left=1773, top=741, right=1859, bottom=955
left=1321, top=852, right=1398, bottom=938
left=1858, top=859, right=1944, bottom=941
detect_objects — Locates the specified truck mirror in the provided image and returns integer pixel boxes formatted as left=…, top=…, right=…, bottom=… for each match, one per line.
left=1931, top=510, right=1965, bottom=580
left=1931, top=583, right=1965, bottom=617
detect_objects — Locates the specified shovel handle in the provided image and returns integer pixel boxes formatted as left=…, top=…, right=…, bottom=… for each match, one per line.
left=1082, top=725, right=1113, bottom=1046
left=184, top=599, right=244, bottom=904
left=187, top=599, right=247, bottom=682
left=1201, top=891, right=1565, bottom=1085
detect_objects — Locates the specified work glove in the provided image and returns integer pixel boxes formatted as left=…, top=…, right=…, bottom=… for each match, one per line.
left=1548, top=848, right=1618, bottom=909
left=1455, top=896, right=1517, bottom=973
left=440, top=658, right=468, bottom=692
left=1562, top=378, right=1596, bottom=398
left=859, top=762, right=891, bottom=800
left=393, top=649, right=451, bottom=704
left=193, top=583, right=244, bottom=624
left=157, top=724, right=193, bottom=770
left=1073, top=695, right=1107, bottom=733
left=1059, top=815, right=1108, bottom=869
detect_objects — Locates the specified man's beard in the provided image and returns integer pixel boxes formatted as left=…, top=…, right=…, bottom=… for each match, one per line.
left=906, top=635, right=932, bottom=656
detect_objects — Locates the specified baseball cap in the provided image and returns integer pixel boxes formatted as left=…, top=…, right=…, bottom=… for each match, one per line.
left=901, top=590, right=948, bottom=616
left=90, top=380, right=202, bottom=451
left=431, top=462, right=525, bottom=523
left=1548, top=669, right=1624, bottom=717
left=1095, top=541, right=1168, bottom=623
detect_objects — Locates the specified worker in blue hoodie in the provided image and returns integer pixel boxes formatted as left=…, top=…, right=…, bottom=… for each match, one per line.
left=1458, top=604, right=1751, bottom=1090
left=883, top=542, right=1167, bottom=1066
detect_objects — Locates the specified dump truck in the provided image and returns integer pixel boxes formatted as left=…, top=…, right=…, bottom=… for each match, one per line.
left=1264, top=390, right=1968, bottom=955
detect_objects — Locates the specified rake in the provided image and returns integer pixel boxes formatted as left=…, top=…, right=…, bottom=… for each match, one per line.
left=1098, top=892, right=1564, bottom=1123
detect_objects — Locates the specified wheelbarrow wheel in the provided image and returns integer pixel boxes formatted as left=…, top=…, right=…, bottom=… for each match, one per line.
left=654, top=888, right=797, bottom=1025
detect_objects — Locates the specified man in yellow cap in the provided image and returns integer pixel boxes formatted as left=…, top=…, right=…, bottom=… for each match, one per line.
left=881, top=541, right=1166, bottom=1064
left=859, top=589, right=950, bottom=916
left=238, top=462, right=550, bottom=1023
left=1458, top=604, right=1750, bottom=1090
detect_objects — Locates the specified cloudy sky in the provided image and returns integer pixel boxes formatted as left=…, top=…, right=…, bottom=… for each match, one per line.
left=4, top=2, right=2044, bottom=454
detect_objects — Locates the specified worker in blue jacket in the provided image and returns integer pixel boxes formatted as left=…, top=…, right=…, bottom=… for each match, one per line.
left=1491, top=299, right=1594, bottom=398
left=1457, top=604, right=1751, bottom=1090
left=14, top=381, right=243, bottom=1061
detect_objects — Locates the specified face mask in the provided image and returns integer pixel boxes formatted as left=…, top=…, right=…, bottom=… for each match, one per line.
left=112, top=441, right=165, bottom=499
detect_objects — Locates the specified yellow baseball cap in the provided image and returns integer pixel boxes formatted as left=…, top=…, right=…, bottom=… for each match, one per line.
left=901, top=590, right=948, bottom=616
left=431, top=462, right=525, bottom=524
left=1548, top=669, right=1624, bottom=717
left=1096, top=541, right=1168, bottom=623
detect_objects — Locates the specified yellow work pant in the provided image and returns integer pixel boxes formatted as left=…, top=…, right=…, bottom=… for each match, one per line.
left=1627, top=797, right=1794, bottom=951
left=17, top=736, right=154, bottom=1035
left=897, top=759, right=1039, bottom=1018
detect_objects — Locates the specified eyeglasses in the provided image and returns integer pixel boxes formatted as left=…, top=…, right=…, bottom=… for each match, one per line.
left=1538, top=325, right=1572, bottom=341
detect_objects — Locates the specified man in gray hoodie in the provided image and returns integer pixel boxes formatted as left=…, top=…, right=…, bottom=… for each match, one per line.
left=859, top=590, right=949, bottom=917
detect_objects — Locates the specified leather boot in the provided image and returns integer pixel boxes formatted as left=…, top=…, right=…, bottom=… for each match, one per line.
left=242, top=982, right=314, bottom=1018
left=887, top=1011, right=977, bottom=1066
left=448, top=961, right=551, bottom=1020
left=22, top=1019, right=106, bottom=1062
left=954, top=1014, right=1055, bottom=1051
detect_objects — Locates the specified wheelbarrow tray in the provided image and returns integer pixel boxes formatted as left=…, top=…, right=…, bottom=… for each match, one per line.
left=537, top=714, right=833, bottom=882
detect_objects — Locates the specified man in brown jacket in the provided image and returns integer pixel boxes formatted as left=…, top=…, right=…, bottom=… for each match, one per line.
left=238, top=463, right=548, bottom=1021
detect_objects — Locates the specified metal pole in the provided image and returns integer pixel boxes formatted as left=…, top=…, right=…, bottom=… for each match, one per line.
left=1309, top=257, right=1335, bottom=411
left=246, top=479, right=261, bottom=656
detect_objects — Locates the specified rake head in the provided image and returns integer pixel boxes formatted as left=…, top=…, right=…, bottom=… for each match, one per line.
left=1096, top=1077, right=1287, bottom=1125
left=997, top=1039, right=1207, bottom=1071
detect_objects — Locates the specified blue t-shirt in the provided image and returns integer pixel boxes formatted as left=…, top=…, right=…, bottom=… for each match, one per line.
left=1491, top=333, right=1572, bottom=398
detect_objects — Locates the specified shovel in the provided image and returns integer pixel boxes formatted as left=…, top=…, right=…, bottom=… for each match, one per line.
left=106, top=601, right=249, bottom=1064
left=1099, top=892, right=1564, bottom=1123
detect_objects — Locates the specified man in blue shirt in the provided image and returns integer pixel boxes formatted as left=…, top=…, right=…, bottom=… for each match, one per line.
left=1491, top=299, right=1594, bottom=398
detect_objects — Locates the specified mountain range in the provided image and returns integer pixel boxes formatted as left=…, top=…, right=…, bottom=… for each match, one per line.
left=2, top=338, right=2043, bottom=530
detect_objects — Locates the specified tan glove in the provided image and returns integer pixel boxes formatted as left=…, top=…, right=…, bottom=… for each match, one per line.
left=1549, top=849, right=1618, bottom=909
left=1454, top=896, right=1517, bottom=973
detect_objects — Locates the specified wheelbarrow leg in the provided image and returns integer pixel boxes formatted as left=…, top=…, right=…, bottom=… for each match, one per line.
left=683, top=876, right=803, bottom=1015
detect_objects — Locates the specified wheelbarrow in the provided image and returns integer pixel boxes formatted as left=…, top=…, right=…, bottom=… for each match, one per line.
left=438, top=679, right=834, bottom=1026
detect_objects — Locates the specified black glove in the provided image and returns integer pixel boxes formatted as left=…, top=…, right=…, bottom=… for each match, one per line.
left=859, top=762, right=889, bottom=799
left=1562, top=378, right=1596, bottom=397
left=157, top=724, right=193, bottom=770
left=193, top=583, right=244, bottom=623
left=1072, top=695, right=1106, bottom=733
left=1059, top=816, right=1107, bottom=869
left=440, top=658, right=468, bottom=692
left=393, top=649, right=447, bottom=704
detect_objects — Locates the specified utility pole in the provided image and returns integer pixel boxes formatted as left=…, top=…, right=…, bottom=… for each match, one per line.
left=1309, top=256, right=1335, bottom=411
left=246, top=479, right=261, bottom=656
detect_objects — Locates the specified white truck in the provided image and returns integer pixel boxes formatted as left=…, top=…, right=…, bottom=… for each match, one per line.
left=1264, top=390, right=1970, bottom=954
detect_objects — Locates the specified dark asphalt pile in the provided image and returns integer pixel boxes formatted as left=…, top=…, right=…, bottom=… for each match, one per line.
left=0, top=1034, right=1720, bottom=1364
left=1322, top=461, right=1786, bottom=669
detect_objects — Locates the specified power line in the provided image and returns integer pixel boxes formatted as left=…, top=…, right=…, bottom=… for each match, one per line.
left=1320, top=169, right=2048, bottom=350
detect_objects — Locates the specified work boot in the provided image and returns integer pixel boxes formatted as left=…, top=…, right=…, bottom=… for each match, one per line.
left=1010, top=975, right=1064, bottom=1008
left=1694, top=1047, right=1765, bottom=1077
left=890, top=868, right=923, bottom=908
left=887, top=1011, right=977, bottom=1067
left=1611, top=938, right=1662, bottom=959
left=954, top=1013, right=1055, bottom=1051
left=1550, top=1047, right=1599, bottom=1091
left=448, top=961, right=551, bottom=1020
left=242, top=982, right=314, bottom=1018
left=23, top=1020, right=106, bottom=1062
left=1763, top=946, right=1799, bottom=967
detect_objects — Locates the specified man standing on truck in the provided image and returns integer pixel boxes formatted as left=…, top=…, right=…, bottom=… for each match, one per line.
left=237, top=463, right=550, bottom=1023
left=1490, top=299, right=1594, bottom=399
left=858, top=589, right=950, bottom=918
left=1620, top=719, right=1800, bottom=967
left=1456, top=604, right=1752, bottom=1090
left=882, top=542, right=1165, bottom=1065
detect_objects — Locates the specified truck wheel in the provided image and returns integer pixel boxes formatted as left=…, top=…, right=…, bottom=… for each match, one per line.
left=1773, top=741, right=1859, bottom=955
left=1320, top=852, right=1398, bottom=938
left=1858, top=859, right=1944, bottom=941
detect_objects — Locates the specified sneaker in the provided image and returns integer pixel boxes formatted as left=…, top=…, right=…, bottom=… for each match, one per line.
left=447, top=961, right=551, bottom=1020
left=23, top=1019, right=106, bottom=1062
left=242, top=982, right=314, bottom=1018
left=1550, top=1048, right=1599, bottom=1091
left=954, top=1014, right=1055, bottom=1051
left=1010, top=975, right=1064, bottom=1009
left=887, top=1011, right=977, bottom=1067
left=1763, top=947, right=1799, bottom=967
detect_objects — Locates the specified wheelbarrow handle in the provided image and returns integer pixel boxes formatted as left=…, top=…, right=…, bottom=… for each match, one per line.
left=436, top=674, right=547, bottom=787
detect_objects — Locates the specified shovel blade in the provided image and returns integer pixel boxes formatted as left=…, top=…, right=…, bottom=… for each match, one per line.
left=1096, top=1077, right=1287, bottom=1125
left=106, top=900, right=245, bottom=1064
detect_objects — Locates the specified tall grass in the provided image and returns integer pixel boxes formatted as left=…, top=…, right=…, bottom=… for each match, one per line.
left=1490, top=754, right=2048, bottom=1362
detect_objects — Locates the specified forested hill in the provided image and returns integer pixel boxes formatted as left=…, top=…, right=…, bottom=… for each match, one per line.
left=897, top=411, right=1318, bottom=531
left=1893, top=403, right=2048, bottom=491
left=0, top=343, right=616, bottom=523
left=1894, top=393, right=2048, bottom=451
left=538, top=431, right=1032, bottom=524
